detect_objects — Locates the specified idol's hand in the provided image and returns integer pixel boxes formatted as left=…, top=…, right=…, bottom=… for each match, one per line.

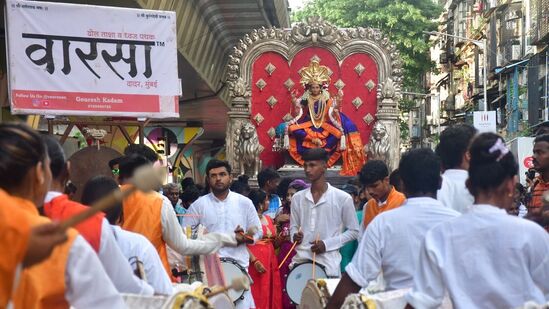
left=333, top=89, right=343, bottom=110
left=291, top=90, right=299, bottom=105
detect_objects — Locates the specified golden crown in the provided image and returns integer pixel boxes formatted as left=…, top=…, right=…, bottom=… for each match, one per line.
left=299, top=60, right=331, bottom=86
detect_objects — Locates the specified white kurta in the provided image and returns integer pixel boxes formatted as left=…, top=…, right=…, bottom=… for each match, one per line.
left=436, top=169, right=474, bottom=214
left=111, top=225, right=173, bottom=295
left=346, top=197, right=459, bottom=290
left=289, top=184, right=359, bottom=277
left=183, top=191, right=262, bottom=309
left=159, top=194, right=237, bottom=256
left=65, top=235, right=126, bottom=308
left=406, top=204, right=549, bottom=309
left=45, top=191, right=154, bottom=296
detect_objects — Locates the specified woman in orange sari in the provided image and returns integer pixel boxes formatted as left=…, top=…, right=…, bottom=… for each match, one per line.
left=248, top=189, right=282, bottom=309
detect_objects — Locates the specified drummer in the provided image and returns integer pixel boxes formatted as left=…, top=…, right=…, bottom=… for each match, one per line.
left=183, top=159, right=260, bottom=309
left=42, top=135, right=155, bottom=296
left=81, top=175, right=174, bottom=295
left=327, top=148, right=459, bottom=308
left=0, top=123, right=125, bottom=308
left=118, top=154, right=239, bottom=280
left=290, top=148, right=359, bottom=278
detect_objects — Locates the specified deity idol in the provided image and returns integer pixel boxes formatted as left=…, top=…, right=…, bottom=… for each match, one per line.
left=282, top=60, right=366, bottom=176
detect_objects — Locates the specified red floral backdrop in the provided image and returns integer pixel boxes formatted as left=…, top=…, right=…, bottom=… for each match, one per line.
left=251, top=47, right=378, bottom=169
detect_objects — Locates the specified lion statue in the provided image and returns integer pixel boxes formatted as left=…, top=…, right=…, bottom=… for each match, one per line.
left=365, top=121, right=390, bottom=164
left=234, top=121, right=262, bottom=177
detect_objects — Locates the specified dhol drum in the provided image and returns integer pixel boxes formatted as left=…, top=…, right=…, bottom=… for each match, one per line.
left=300, top=278, right=340, bottom=309
left=219, top=257, right=249, bottom=303
left=284, top=261, right=328, bottom=305
left=209, top=293, right=235, bottom=309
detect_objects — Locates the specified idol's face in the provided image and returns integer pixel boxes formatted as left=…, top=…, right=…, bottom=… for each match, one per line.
left=309, top=83, right=321, bottom=96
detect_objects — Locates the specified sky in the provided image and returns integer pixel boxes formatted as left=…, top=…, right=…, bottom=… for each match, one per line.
left=288, top=0, right=306, bottom=11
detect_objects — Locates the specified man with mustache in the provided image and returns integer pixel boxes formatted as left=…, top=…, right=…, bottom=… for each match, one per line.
left=528, top=134, right=549, bottom=231
left=184, top=159, right=260, bottom=309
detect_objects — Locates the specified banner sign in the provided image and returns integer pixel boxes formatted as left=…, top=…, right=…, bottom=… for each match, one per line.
left=473, top=111, right=497, bottom=133
left=5, top=0, right=180, bottom=118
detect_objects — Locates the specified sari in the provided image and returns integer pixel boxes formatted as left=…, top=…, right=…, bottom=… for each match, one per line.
left=248, top=215, right=282, bottom=309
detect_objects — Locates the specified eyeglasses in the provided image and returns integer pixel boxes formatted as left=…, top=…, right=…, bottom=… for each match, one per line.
left=112, top=168, right=120, bottom=176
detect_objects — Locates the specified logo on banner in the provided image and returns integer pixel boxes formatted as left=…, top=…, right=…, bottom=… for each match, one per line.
left=524, top=156, right=534, bottom=169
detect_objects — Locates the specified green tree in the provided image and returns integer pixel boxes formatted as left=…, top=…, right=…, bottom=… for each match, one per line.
left=293, top=0, right=441, bottom=92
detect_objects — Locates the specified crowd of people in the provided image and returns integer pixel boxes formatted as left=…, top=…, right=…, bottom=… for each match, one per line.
left=1, top=121, right=549, bottom=309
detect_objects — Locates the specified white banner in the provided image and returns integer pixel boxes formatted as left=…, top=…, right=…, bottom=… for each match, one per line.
left=5, top=0, right=180, bottom=118
left=473, top=111, right=497, bottom=133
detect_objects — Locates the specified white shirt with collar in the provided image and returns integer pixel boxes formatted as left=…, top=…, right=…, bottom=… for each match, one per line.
left=290, top=183, right=359, bottom=277
left=183, top=191, right=261, bottom=309
left=159, top=194, right=238, bottom=256
left=437, top=169, right=474, bottom=213
left=45, top=191, right=154, bottom=296
left=406, top=204, right=549, bottom=309
left=346, top=197, right=459, bottom=290
left=111, top=225, right=173, bottom=295
left=183, top=191, right=262, bottom=268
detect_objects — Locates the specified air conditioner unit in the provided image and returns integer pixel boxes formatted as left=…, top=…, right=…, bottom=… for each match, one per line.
left=511, top=44, right=522, bottom=61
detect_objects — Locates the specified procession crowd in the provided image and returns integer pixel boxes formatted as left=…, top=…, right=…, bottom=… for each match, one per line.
left=1, top=121, right=549, bottom=309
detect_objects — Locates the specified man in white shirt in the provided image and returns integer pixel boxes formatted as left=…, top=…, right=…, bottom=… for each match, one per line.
left=118, top=155, right=238, bottom=280
left=184, top=159, right=261, bottom=309
left=327, top=148, right=460, bottom=308
left=435, top=124, right=477, bottom=213
left=290, top=148, right=359, bottom=278
left=406, top=133, right=549, bottom=309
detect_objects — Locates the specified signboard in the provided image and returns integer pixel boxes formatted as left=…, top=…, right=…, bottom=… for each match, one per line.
left=508, top=137, right=534, bottom=185
left=5, top=0, right=180, bottom=118
left=473, top=111, right=497, bottom=133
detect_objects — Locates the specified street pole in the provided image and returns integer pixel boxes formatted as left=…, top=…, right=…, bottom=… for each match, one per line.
left=482, top=38, right=488, bottom=111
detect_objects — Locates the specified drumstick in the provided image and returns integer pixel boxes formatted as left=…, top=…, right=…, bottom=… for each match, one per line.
left=206, top=276, right=250, bottom=298
left=237, top=226, right=257, bottom=242
left=277, top=226, right=301, bottom=269
left=59, top=165, right=163, bottom=230
left=312, top=233, right=320, bottom=280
